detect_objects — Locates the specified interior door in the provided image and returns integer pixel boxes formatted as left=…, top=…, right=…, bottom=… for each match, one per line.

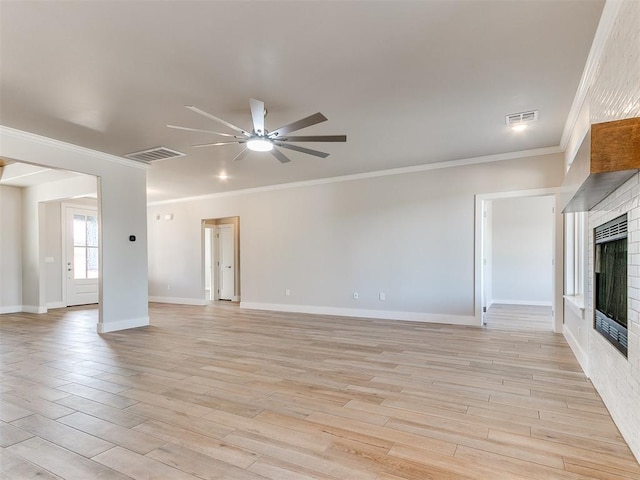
left=65, top=207, right=99, bottom=306
left=217, top=224, right=234, bottom=300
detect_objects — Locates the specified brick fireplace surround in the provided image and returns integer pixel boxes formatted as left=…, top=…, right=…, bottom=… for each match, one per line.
left=562, top=0, right=640, bottom=462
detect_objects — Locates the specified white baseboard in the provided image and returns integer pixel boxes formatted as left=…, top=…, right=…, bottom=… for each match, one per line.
left=98, top=316, right=149, bottom=333
left=239, top=302, right=479, bottom=326
left=0, top=305, right=23, bottom=314
left=149, top=296, right=206, bottom=306
left=491, top=299, right=552, bottom=307
left=46, top=301, right=66, bottom=309
left=563, top=324, right=590, bottom=377
left=22, top=305, right=47, bottom=314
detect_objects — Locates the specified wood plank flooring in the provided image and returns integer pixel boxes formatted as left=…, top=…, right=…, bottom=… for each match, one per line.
left=1, top=303, right=639, bottom=479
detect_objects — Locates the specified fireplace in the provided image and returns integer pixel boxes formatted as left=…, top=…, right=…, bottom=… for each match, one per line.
left=594, top=214, right=628, bottom=356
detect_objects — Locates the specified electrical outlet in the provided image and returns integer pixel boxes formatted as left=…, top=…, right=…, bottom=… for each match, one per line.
left=167, top=284, right=171, bottom=291
left=285, top=289, right=290, bottom=296
left=353, top=292, right=359, bottom=300
left=379, top=292, right=385, bottom=301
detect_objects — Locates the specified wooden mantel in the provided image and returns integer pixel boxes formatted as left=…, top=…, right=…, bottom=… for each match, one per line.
left=562, top=117, right=640, bottom=213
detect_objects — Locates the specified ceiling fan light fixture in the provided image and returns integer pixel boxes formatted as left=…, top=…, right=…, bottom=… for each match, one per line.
left=173, top=99, right=346, bottom=164
left=247, top=138, right=273, bottom=152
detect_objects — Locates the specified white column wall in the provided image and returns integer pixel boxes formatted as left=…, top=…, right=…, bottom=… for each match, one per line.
left=0, top=127, right=149, bottom=332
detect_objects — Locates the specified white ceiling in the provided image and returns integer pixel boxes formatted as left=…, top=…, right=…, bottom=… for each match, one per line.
left=0, top=1, right=604, bottom=203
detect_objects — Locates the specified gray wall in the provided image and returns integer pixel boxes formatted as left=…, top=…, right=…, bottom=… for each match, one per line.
left=0, top=185, right=22, bottom=312
left=43, top=201, right=62, bottom=306
left=491, top=195, right=554, bottom=306
left=148, top=153, right=564, bottom=323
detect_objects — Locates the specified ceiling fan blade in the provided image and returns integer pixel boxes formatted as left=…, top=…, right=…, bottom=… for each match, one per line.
left=277, top=135, right=346, bottom=142
left=167, top=125, right=238, bottom=137
left=249, top=98, right=265, bottom=135
left=270, top=112, right=328, bottom=137
left=185, top=105, right=250, bottom=136
left=192, top=140, right=245, bottom=148
left=274, top=142, right=330, bottom=158
left=232, top=148, right=249, bottom=162
left=270, top=148, right=291, bottom=164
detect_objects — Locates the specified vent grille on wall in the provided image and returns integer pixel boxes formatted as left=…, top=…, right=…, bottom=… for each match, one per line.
left=595, top=215, right=628, bottom=244
left=124, top=147, right=185, bottom=162
left=595, top=311, right=628, bottom=355
left=505, top=110, right=538, bottom=126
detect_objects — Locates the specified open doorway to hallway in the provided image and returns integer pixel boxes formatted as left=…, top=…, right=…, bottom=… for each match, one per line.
left=203, top=216, right=240, bottom=303
left=478, top=193, right=557, bottom=331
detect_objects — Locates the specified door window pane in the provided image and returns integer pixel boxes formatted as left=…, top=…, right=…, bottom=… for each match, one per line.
left=71, top=213, right=99, bottom=279
left=73, top=215, right=87, bottom=246
left=87, top=247, right=99, bottom=279
left=74, top=247, right=87, bottom=279
left=87, top=215, right=98, bottom=247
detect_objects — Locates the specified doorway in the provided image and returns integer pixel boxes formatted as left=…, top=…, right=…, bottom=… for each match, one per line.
left=475, top=189, right=561, bottom=331
left=203, top=217, right=240, bottom=302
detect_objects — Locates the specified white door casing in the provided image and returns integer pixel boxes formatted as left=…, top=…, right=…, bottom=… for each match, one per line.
left=65, top=206, right=99, bottom=306
left=474, top=188, right=561, bottom=332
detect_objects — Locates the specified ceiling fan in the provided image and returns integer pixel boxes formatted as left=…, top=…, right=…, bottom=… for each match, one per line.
left=168, top=99, right=346, bottom=164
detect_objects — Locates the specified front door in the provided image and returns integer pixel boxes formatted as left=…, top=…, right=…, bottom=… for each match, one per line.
left=65, top=207, right=99, bottom=306
left=217, top=224, right=234, bottom=300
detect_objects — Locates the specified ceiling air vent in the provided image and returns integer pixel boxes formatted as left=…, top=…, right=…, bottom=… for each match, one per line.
left=124, top=146, right=185, bottom=162
left=505, top=110, right=538, bottom=126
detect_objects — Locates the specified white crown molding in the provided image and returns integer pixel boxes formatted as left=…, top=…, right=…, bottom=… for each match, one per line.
left=148, top=145, right=562, bottom=207
left=0, top=125, right=150, bottom=171
left=560, top=0, right=624, bottom=149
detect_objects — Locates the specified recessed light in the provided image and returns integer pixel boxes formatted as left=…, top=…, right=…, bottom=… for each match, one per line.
left=217, top=173, right=229, bottom=180
left=511, top=124, right=528, bottom=132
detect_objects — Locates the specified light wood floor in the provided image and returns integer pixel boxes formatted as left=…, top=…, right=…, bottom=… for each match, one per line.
left=485, top=304, right=553, bottom=332
left=1, top=303, right=639, bottom=479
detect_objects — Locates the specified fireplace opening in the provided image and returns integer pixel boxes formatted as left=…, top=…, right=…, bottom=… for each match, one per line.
left=594, top=214, right=628, bottom=357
